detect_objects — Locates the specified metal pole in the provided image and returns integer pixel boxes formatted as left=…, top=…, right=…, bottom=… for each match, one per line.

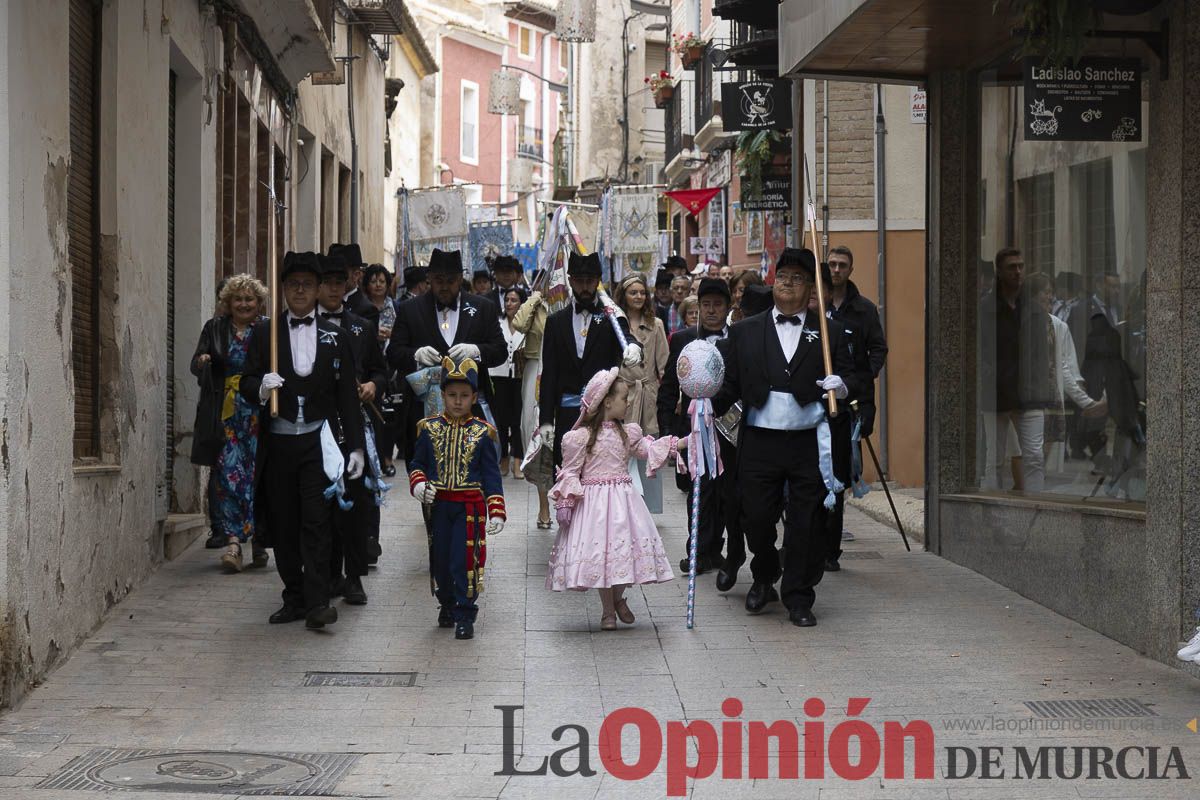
left=347, top=21, right=358, bottom=244
left=874, top=84, right=889, bottom=476
left=862, top=433, right=910, bottom=551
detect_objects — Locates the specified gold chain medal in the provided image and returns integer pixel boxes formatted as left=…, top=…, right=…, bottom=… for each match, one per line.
left=441, top=308, right=451, bottom=331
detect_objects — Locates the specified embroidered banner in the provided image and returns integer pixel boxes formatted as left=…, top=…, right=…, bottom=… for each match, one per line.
left=611, top=190, right=659, bottom=254
left=468, top=221, right=515, bottom=272
left=408, top=186, right=469, bottom=241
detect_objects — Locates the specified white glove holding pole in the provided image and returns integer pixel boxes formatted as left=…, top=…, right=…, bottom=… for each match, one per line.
left=816, top=374, right=849, bottom=400
left=259, top=372, right=284, bottom=402
left=486, top=517, right=504, bottom=535
left=539, top=423, right=555, bottom=445
left=345, top=450, right=365, bottom=480
left=414, top=346, right=442, bottom=367
left=622, top=343, right=643, bottom=368
left=411, top=481, right=436, bottom=505
left=448, top=343, right=480, bottom=361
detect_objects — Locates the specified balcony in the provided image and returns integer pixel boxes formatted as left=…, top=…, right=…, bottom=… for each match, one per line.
left=727, top=22, right=779, bottom=75
left=237, top=0, right=336, bottom=85
left=519, top=126, right=544, bottom=158
left=504, top=1, right=556, bottom=30
left=345, top=0, right=405, bottom=35
left=692, top=53, right=734, bottom=154
left=663, top=91, right=697, bottom=185
left=713, top=0, right=780, bottom=28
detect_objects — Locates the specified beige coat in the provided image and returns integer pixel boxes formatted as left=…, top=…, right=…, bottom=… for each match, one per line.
left=619, top=314, right=669, bottom=435
left=511, top=291, right=548, bottom=360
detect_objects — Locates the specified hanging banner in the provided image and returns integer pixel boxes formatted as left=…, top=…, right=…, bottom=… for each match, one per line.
left=408, top=186, right=469, bottom=241
left=707, top=190, right=725, bottom=248
left=468, top=221, right=515, bottom=273
left=721, top=80, right=793, bottom=132
left=1023, top=57, right=1142, bottom=142
left=665, top=187, right=722, bottom=217
left=690, top=237, right=723, bottom=257
left=611, top=190, right=659, bottom=254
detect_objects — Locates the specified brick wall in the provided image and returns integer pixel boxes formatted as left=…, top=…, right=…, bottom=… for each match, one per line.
left=815, top=81, right=876, bottom=221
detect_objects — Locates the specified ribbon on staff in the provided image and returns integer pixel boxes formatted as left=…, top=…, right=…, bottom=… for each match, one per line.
left=849, top=414, right=871, bottom=499
left=685, top=397, right=723, bottom=630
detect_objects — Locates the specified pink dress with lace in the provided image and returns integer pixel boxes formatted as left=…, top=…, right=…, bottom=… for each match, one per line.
left=546, top=422, right=677, bottom=591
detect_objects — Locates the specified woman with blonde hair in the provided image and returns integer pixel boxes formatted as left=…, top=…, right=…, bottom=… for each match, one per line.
left=191, top=273, right=270, bottom=572
left=613, top=274, right=669, bottom=434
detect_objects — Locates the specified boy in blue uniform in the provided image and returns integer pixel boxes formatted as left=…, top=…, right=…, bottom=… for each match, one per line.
left=408, top=356, right=506, bottom=640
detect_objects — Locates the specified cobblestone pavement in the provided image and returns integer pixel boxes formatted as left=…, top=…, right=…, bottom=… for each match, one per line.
left=1, top=475, right=1198, bottom=799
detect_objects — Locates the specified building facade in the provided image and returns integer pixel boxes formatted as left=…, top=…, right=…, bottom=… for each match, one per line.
left=0, top=0, right=392, bottom=707
left=783, top=0, right=1197, bottom=669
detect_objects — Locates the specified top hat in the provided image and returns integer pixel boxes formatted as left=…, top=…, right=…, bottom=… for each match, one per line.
left=440, top=355, right=480, bottom=391
left=472, top=269, right=493, bottom=283
left=492, top=255, right=522, bottom=274
left=427, top=248, right=464, bottom=276
left=403, top=266, right=427, bottom=287
left=654, top=270, right=674, bottom=289
left=328, top=242, right=365, bottom=269
left=740, top=284, right=775, bottom=317
left=567, top=252, right=602, bottom=279
left=663, top=255, right=688, bottom=272
left=319, top=253, right=349, bottom=279
left=281, top=251, right=322, bottom=281
left=696, top=277, right=732, bottom=304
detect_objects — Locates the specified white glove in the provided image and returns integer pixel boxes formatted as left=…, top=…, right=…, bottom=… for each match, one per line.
left=414, top=345, right=442, bottom=367
left=259, top=372, right=284, bottom=402
left=816, top=374, right=849, bottom=400
left=538, top=423, right=555, bottom=445
left=486, top=517, right=504, bottom=535
left=448, top=343, right=481, bottom=361
left=345, top=450, right=364, bottom=480
left=412, top=481, right=436, bottom=504
left=622, top=342, right=643, bottom=368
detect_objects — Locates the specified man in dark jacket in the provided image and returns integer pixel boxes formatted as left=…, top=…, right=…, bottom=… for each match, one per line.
left=387, top=249, right=507, bottom=465
left=714, top=248, right=858, bottom=627
left=538, top=252, right=642, bottom=466
left=317, top=254, right=389, bottom=603
left=329, top=243, right=377, bottom=320
left=826, top=246, right=888, bottom=436
left=657, top=278, right=741, bottom=582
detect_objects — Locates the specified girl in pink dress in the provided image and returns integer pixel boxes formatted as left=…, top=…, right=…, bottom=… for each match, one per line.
left=547, top=367, right=686, bottom=630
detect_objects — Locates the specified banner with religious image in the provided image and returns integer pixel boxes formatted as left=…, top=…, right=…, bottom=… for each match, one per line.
left=468, top=221, right=515, bottom=272
left=408, top=186, right=469, bottom=241
left=611, top=190, right=659, bottom=254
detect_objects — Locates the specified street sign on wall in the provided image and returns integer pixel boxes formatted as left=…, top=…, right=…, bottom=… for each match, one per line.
left=1023, top=57, right=1142, bottom=142
left=721, top=80, right=793, bottom=131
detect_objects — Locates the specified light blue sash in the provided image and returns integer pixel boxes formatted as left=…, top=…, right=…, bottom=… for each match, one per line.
left=747, top=392, right=845, bottom=509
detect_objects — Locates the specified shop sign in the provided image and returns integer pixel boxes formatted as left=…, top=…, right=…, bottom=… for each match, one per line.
left=721, top=80, right=793, bottom=131
left=910, top=89, right=927, bottom=124
left=1023, top=57, right=1142, bottom=142
left=740, top=171, right=791, bottom=212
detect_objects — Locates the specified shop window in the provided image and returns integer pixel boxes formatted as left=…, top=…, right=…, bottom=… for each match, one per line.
left=975, top=78, right=1147, bottom=507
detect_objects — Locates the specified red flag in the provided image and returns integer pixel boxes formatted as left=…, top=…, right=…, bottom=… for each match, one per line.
left=664, top=188, right=721, bottom=217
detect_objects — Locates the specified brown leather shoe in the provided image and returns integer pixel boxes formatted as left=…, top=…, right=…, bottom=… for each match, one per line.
left=220, top=543, right=242, bottom=573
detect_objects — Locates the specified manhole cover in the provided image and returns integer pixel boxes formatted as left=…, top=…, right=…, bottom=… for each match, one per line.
left=303, top=671, right=417, bottom=687
left=1024, top=698, right=1157, bottom=719
left=840, top=551, right=883, bottom=559
left=37, top=748, right=360, bottom=795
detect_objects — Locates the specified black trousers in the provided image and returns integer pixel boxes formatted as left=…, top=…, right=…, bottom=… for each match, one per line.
left=825, top=412, right=853, bottom=563
left=491, top=376, right=524, bottom=459
left=738, top=427, right=827, bottom=612
left=265, top=431, right=333, bottom=612
left=330, top=476, right=371, bottom=581
left=551, top=405, right=582, bottom=468
left=680, top=434, right=744, bottom=568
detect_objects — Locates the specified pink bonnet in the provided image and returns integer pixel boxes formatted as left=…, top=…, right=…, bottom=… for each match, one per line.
left=572, top=367, right=621, bottom=429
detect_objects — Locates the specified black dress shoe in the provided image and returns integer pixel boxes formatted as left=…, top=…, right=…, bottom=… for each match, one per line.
left=715, top=568, right=738, bottom=592
left=744, top=582, right=779, bottom=614
left=437, top=609, right=454, bottom=628
left=269, top=605, right=305, bottom=624
left=343, top=577, right=367, bottom=605
left=454, top=621, right=474, bottom=640
left=824, top=558, right=841, bottom=572
left=789, top=607, right=817, bottom=627
left=679, top=555, right=714, bottom=575
left=205, top=533, right=225, bottom=549
left=305, top=605, right=338, bottom=629
left=382, top=464, right=397, bottom=478
left=367, top=537, right=383, bottom=558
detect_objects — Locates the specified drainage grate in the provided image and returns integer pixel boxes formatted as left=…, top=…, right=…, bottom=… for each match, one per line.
left=840, top=551, right=883, bottom=560
left=37, top=748, right=360, bottom=796
left=303, top=671, right=417, bottom=688
left=1024, top=698, right=1158, bottom=719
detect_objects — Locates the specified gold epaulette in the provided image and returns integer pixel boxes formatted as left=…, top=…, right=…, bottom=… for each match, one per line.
left=416, top=414, right=444, bottom=435
left=470, top=416, right=499, bottom=442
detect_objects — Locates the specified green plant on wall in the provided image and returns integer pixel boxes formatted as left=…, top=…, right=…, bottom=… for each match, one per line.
left=736, top=130, right=782, bottom=201
left=996, top=0, right=1098, bottom=66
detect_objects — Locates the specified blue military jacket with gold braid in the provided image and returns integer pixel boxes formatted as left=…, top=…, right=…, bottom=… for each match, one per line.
left=408, top=414, right=506, bottom=520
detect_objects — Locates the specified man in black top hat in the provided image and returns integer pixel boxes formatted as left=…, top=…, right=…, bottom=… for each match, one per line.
left=398, top=266, right=428, bottom=303
left=658, top=277, right=744, bottom=584
left=487, top=255, right=525, bottom=312
left=653, top=270, right=675, bottom=329
left=316, top=254, right=389, bottom=604
left=663, top=254, right=688, bottom=280
left=713, top=248, right=858, bottom=628
left=329, top=243, right=376, bottom=320
left=241, top=251, right=365, bottom=629
left=538, top=252, right=643, bottom=466
left=387, top=248, right=506, bottom=464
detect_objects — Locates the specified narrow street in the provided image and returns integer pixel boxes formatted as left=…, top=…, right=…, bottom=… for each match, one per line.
left=0, top=478, right=1196, bottom=799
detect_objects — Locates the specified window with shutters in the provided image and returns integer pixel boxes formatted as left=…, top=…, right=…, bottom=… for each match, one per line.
left=69, top=0, right=102, bottom=460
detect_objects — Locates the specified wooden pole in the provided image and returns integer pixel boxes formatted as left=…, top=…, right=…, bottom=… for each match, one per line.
left=268, top=182, right=280, bottom=418
left=803, top=155, right=837, bottom=416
